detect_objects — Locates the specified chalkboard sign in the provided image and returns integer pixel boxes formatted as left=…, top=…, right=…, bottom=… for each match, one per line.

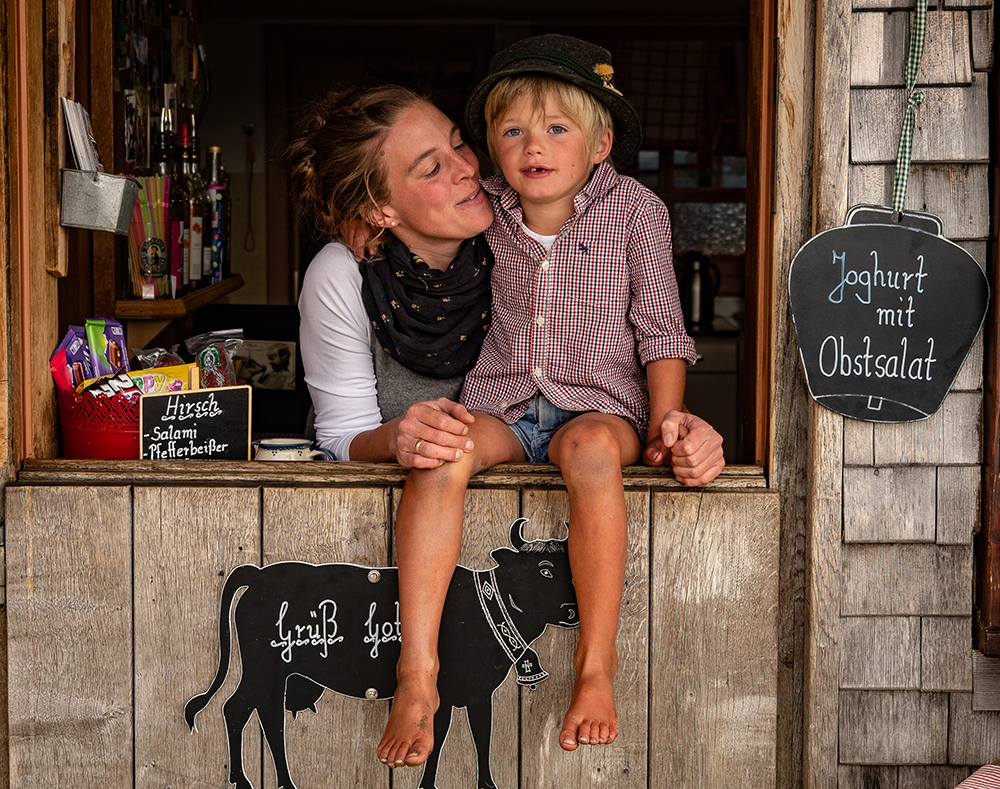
left=140, top=385, right=252, bottom=459
left=788, top=205, right=989, bottom=422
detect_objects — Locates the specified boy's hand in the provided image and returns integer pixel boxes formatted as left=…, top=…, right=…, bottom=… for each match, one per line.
left=644, top=410, right=725, bottom=486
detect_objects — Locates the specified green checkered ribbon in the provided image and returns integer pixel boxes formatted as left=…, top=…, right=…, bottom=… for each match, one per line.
left=891, top=0, right=928, bottom=216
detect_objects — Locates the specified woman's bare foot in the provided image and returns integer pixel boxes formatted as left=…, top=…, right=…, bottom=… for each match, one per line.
left=377, top=670, right=439, bottom=767
left=558, top=669, right=618, bottom=751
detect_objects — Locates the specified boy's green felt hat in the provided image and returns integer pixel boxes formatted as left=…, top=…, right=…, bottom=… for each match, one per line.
left=464, top=34, right=643, bottom=168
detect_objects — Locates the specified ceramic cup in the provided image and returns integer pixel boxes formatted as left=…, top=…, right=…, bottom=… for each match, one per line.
left=252, top=438, right=334, bottom=462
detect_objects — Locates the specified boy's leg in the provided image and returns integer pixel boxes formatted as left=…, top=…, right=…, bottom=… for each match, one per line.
left=547, top=412, right=641, bottom=751
left=377, top=414, right=526, bottom=768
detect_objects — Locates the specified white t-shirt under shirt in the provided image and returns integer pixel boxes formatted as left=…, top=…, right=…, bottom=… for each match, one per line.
left=297, top=242, right=382, bottom=461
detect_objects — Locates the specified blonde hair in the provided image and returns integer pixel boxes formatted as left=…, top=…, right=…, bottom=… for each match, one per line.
left=285, top=85, right=423, bottom=256
left=483, top=75, right=614, bottom=166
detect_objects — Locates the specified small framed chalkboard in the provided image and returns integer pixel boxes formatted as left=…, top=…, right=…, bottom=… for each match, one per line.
left=140, top=385, right=252, bottom=460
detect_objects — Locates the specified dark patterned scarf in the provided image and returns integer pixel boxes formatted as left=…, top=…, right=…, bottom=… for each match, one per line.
left=360, top=232, right=493, bottom=379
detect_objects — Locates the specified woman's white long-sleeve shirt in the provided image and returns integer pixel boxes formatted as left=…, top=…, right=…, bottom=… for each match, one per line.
left=297, top=242, right=381, bottom=461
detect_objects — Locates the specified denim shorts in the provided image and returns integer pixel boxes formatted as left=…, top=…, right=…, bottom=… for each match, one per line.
left=507, top=393, right=585, bottom=463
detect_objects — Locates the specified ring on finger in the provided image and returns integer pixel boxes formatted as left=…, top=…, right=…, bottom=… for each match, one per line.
left=414, top=439, right=425, bottom=455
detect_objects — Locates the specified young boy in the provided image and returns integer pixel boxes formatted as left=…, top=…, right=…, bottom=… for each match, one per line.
left=376, top=34, right=725, bottom=769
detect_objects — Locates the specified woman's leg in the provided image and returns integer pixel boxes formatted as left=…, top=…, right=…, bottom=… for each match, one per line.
left=377, top=414, right=525, bottom=768
left=547, top=413, right=641, bottom=751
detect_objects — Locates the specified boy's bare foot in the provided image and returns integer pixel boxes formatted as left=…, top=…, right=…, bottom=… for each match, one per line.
left=377, top=670, right=439, bottom=767
left=558, top=670, right=618, bottom=750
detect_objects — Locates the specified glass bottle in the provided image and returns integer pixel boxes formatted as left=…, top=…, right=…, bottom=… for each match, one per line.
left=153, top=129, right=188, bottom=298
left=177, top=123, right=210, bottom=290
left=202, top=145, right=231, bottom=285
left=191, top=135, right=215, bottom=282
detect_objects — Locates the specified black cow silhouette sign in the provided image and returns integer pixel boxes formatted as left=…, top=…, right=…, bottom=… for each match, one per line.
left=185, top=519, right=578, bottom=789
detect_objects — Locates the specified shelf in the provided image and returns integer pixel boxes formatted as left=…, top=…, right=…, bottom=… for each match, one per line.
left=114, top=274, right=245, bottom=320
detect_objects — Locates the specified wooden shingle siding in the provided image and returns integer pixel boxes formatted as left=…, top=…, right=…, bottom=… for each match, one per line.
left=954, top=334, right=985, bottom=392
left=972, top=651, right=1000, bottom=710
left=843, top=467, right=936, bottom=543
left=970, top=8, right=993, bottom=70
left=872, top=391, right=983, bottom=464
left=850, top=81, right=989, bottom=163
left=898, top=765, right=976, bottom=788
left=854, top=0, right=993, bottom=8
left=841, top=543, right=973, bottom=615
left=921, top=617, right=975, bottom=690
left=839, top=690, right=949, bottom=764
left=948, top=692, right=1000, bottom=764
left=839, top=764, right=898, bottom=789
left=849, top=164, right=989, bottom=239
left=844, top=420, right=876, bottom=465
left=839, top=616, right=921, bottom=688
left=936, top=465, right=981, bottom=544
left=942, top=0, right=995, bottom=9
left=851, top=11, right=972, bottom=87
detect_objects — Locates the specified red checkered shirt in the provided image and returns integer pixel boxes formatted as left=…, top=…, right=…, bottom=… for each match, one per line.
left=461, top=161, right=697, bottom=438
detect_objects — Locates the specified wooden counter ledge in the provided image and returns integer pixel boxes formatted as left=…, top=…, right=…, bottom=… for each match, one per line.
left=17, top=459, right=766, bottom=489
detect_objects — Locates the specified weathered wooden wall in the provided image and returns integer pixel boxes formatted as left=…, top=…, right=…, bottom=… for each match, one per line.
left=5, top=467, right=778, bottom=789
left=806, top=1, right=999, bottom=786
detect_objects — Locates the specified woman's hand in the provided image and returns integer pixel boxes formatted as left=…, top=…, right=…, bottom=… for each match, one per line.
left=394, top=398, right=476, bottom=468
left=643, top=410, right=725, bottom=486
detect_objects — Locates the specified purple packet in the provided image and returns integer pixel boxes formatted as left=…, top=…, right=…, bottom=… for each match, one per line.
left=63, top=325, right=93, bottom=387
left=85, top=318, right=130, bottom=376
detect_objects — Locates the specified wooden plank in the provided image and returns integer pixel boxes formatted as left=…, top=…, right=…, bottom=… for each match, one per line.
left=972, top=650, right=1000, bottom=711
left=949, top=691, right=1000, bottom=764
left=971, top=9, right=993, bottom=71
left=843, top=466, right=936, bottom=542
left=650, top=491, right=779, bottom=788
left=6, top=485, right=132, bottom=786
left=842, top=543, right=973, bottom=615
left=20, top=0, right=61, bottom=456
left=135, top=487, right=263, bottom=789
left=90, top=0, right=116, bottom=318
left=898, top=765, right=976, bottom=788
left=43, top=0, right=72, bottom=278
left=851, top=11, right=972, bottom=87
left=921, top=616, right=973, bottom=691
left=777, top=3, right=830, bottom=788
left=391, top=488, right=520, bottom=789
left=849, top=164, right=990, bottom=240
left=839, top=616, right=920, bottom=689
left=518, top=488, right=649, bottom=788
left=838, top=765, right=898, bottom=789
left=13, top=459, right=768, bottom=490
left=943, top=0, right=995, bottom=8
left=844, top=419, right=875, bottom=465
left=873, top=391, right=983, bottom=465
left=839, top=689, right=948, bottom=764
left=850, top=82, right=989, bottom=164
left=260, top=488, right=390, bottom=789
left=937, top=465, right=980, bottom=544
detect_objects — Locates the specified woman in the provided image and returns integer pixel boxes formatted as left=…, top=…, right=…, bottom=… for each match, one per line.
left=288, top=84, right=726, bottom=767
left=291, top=84, right=494, bottom=467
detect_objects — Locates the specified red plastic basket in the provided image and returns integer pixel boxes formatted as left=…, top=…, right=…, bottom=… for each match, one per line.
left=58, top=389, right=140, bottom=459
